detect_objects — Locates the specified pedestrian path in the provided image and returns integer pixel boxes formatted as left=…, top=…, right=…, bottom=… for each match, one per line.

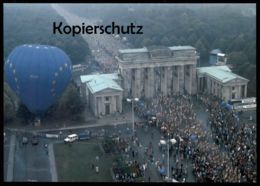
left=48, top=144, right=58, bottom=182
left=6, top=134, right=16, bottom=181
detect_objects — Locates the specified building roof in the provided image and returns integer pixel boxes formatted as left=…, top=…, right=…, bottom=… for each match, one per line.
left=168, top=46, right=195, bottom=51
left=118, top=48, right=148, bottom=53
left=118, top=45, right=195, bottom=54
left=80, top=73, right=119, bottom=83
left=80, top=73, right=123, bottom=94
left=210, top=49, right=222, bottom=55
left=197, top=65, right=249, bottom=83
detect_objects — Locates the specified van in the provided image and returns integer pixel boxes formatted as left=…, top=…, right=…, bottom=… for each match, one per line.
left=64, top=134, right=78, bottom=143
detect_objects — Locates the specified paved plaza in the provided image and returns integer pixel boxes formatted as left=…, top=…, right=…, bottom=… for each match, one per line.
left=4, top=95, right=256, bottom=182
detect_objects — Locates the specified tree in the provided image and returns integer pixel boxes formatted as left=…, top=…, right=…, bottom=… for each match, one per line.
left=55, top=82, right=84, bottom=118
left=4, top=82, right=17, bottom=123
left=4, top=93, right=16, bottom=122
left=16, top=103, right=35, bottom=124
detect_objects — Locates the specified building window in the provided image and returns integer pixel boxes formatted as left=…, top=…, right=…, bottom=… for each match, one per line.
left=232, top=86, right=235, bottom=91
left=105, top=97, right=109, bottom=101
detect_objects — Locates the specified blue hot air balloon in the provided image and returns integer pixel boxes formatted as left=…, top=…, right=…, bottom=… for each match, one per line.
left=4, top=44, right=72, bottom=116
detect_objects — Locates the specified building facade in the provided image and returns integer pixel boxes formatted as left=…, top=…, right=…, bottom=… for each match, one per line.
left=116, top=46, right=198, bottom=99
left=80, top=73, right=123, bottom=117
left=209, top=49, right=227, bottom=66
left=197, top=66, right=249, bottom=101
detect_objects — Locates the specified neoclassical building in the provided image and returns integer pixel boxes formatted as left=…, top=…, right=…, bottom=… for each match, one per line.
left=115, top=46, right=198, bottom=99
left=80, top=73, right=123, bottom=117
left=79, top=45, right=250, bottom=117
left=197, top=65, right=249, bottom=101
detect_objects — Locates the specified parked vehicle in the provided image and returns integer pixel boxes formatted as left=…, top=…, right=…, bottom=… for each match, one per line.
left=22, top=137, right=28, bottom=145
left=45, top=133, right=59, bottom=139
left=64, top=134, right=78, bottom=143
left=78, top=131, right=91, bottom=141
left=31, top=136, right=39, bottom=145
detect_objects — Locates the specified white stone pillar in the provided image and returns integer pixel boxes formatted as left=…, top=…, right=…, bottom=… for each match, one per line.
left=144, top=68, right=149, bottom=99
left=238, top=85, right=241, bottom=99
left=123, top=68, right=132, bottom=98
left=172, top=66, right=179, bottom=94
left=96, top=96, right=100, bottom=117
left=161, top=66, right=167, bottom=96
left=245, top=84, right=247, bottom=98
left=112, top=95, right=116, bottom=113
left=189, top=65, right=193, bottom=94
left=148, top=67, right=155, bottom=98
left=179, top=65, right=184, bottom=94
left=101, top=96, right=105, bottom=115
left=119, top=94, right=122, bottom=113
left=191, top=64, right=197, bottom=94
left=131, top=68, right=135, bottom=98
left=167, top=66, right=173, bottom=96
left=94, top=96, right=97, bottom=116
left=184, top=65, right=192, bottom=95
left=135, top=68, right=141, bottom=98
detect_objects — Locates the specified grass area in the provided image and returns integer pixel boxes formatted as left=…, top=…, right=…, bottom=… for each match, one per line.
left=54, top=139, right=114, bottom=182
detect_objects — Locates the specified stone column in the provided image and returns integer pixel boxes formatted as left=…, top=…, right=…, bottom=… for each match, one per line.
left=101, top=96, right=105, bottom=115
left=172, top=66, right=179, bottom=94
left=229, top=87, right=232, bottom=100
left=179, top=65, right=184, bottom=94
left=191, top=64, right=197, bottom=94
left=139, top=68, right=145, bottom=98
left=160, top=66, right=167, bottom=96
left=93, top=95, right=97, bottom=116
left=167, top=66, right=173, bottom=96
left=154, top=67, right=159, bottom=96
left=135, top=68, right=142, bottom=98
left=131, top=68, right=135, bottom=98
left=238, top=85, right=241, bottom=99
left=112, top=95, right=116, bottom=113
left=96, top=96, right=99, bottom=117
left=119, top=94, right=122, bottom=113
left=184, top=65, right=192, bottom=94
left=245, top=84, right=247, bottom=98
left=144, top=68, right=148, bottom=98
left=207, top=77, right=211, bottom=94
left=147, top=67, right=155, bottom=98
left=189, top=65, right=193, bottom=94
left=123, top=68, right=132, bottom=98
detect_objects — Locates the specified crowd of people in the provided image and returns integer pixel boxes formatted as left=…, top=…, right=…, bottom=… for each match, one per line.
left=135, top=93, right=256, bottom=182
left=83, top=25, right=128, bottom=73
left=113, top=159, right=144, bottom=182
left=206, top=94, right=256, bottom=182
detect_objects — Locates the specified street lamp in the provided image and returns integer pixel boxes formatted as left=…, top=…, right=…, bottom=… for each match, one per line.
left=167, top=133, right=170, bottom=180
left=166, top=136, right=176, bottom=181
left=126, top=98, right=139, bottom=135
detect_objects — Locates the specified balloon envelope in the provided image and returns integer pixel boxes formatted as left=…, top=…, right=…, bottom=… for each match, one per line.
left=4, top=44, right=72, bottom=115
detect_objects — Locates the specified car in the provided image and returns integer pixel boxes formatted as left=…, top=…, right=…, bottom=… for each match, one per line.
left=31, top=136, right=39, bottom=145
left=22, top=137, right=28, bottom=145
left=64, top=134, right=78, bottom=143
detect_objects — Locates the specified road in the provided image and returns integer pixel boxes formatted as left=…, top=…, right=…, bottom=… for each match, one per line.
left=51, top=4, right=130, bottom=73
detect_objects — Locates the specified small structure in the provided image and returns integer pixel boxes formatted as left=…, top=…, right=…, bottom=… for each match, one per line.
left=209, top=49, right=227, bottom=66
left=72, top=64, right=88, bottom=72
left=197, top=65, right=249, bottom=101
left=80, top=73, right=123, bottom=117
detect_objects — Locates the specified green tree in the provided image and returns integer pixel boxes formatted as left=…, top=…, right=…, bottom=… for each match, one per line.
left=4, top=82, right=17, bottom=122
left=55, top=82, right=84, bottom=118
left=16, top=103, right=35, bottom=124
